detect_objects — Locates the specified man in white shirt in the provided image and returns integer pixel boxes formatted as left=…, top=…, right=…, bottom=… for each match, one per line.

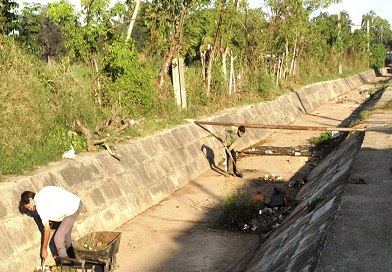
left=20, top=186, right=82, bottom=261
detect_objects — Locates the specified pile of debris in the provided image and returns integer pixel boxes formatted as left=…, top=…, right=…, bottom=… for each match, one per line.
left=245, top=187, right=297, bottom=235
left=241, top=146, right=316, bottom=157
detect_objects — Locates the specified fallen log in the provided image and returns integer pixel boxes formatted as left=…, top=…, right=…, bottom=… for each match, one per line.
left=75, top=118, right=104, bottom=151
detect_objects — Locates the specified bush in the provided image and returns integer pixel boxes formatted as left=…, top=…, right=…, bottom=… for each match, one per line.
left=102, top=39, right=157, bottom=117
left=370, top=44, right=386, bottom=69
left=0, top=36, right=94, bottom=177
left=214, top=186, right=264, bottom=231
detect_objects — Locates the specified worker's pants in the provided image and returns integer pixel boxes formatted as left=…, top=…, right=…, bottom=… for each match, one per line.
left=54, top=201, right=82, bottom=257
left=225, top=148, right=237, bottom=173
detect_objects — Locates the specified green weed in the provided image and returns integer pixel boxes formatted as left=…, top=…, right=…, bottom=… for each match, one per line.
left=213, top=186, right=264, bottom=231
left=0, top=35, right=386, bottom=179
left=309, top=131, right=333, bottom=146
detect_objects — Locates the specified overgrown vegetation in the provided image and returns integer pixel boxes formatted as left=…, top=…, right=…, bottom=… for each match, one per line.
left=213, top=185, right=298, bottom=235
left=1, top=0, right=391, bottom=178
left=0, top=37, right=94, bottom=176
left=308, top=131, right=347, bottom=156
left=213, top=186, right=264, bottom=231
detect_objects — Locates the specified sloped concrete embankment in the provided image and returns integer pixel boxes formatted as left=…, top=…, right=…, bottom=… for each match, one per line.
left=244, top=81, right=391, bottom=272
left=313, top=86, right=392, bottom=271
left=0, top=69, right=378, bottom=270
left=244, top=131, right=365, bottom=272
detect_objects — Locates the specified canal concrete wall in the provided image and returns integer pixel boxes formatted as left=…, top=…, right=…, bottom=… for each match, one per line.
left=244, top=131, right=365, bottom=272
left=244, top=79, right=392, bottom=272
left=0, top=69, right=382, bottom=271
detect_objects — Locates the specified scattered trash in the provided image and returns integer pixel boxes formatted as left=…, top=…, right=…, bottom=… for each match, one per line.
left=330, top=131, right=341, bottom=139
left=359, top=89, right=368, bottom=95
left=62, top=145, right=76, bottom=159
left=263, top=173, right=284, bottom=182
left=130, top=119, right=138, bottom=125
left=252, top=191, right=265, bottom=202
left=269, top=194, right=284, bottom=207
left=33, top=266, right=51, bottom=272
left=243, top=145, right=329, bottom=159
left=245, top=203, right=294, bottom=234
left=349, top=177, right=366, bottom=184
left=288, top=178, right=307, bottom=188
left=268, top=187, right=291, bottom=207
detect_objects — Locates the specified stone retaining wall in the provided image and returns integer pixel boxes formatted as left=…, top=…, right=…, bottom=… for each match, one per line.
left=0, top=69, right=380, bottom=271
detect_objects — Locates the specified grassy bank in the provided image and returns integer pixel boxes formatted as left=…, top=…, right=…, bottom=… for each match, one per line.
left=0, top=37, right=373, bottom=180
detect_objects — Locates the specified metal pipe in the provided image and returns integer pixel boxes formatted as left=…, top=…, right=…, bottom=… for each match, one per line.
left=193, top=121, right=365, bottom=132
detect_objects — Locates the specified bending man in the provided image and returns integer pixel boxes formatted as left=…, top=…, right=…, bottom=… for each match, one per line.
left=20, top=186, right=82, bottom=260
left=218, top=125, right=245, bottom=177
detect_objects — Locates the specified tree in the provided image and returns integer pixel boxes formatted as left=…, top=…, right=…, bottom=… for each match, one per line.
left=38, top=11, right=66, bottom=65
left=204, top=0, right=227, bottom=95
left=182, top=7, right=216, bottom=80
left=46, top=0, right=84, bottom=61
left=0, top=0, right=19, bottom=35
left=154, top=0, right=196, bottom=94
left=17, top=3, right=43, bottom=55
left=125, top=0, right=141, bottom=43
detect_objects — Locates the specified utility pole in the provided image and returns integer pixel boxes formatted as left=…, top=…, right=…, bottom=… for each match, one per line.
left=367, top=19, right=370, bottom=53
left=172, top=57, right=187, bottom=109
left=338, top=9, right=342, bottom=74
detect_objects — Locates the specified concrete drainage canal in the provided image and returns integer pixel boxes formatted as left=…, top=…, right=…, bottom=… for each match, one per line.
left=208, top=127, right=364, bottom=271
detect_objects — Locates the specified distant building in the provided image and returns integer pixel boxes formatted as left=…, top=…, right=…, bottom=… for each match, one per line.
left=349, top=24, right=361, bottom=33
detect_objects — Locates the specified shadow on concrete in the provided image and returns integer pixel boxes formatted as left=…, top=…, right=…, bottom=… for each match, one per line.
left=197, top=124, right=228, bottom=177
left=366, top=127, right=392, bottom=135
left=302, top=113, right=343, bottom=124
left=145, top=133, right=370, bottom=271
left=303, top=84, right=386, bottom=131
left=373, top=67, right=383, bottom=77
left=149, top=181, right=261, bottom=272
left=294, top=91, right=308, bottom=114
left=201, top=144, right=227, bottom=176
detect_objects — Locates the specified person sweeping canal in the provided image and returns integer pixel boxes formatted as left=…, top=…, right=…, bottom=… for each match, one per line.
left=217, top=125, right=246, bottom=177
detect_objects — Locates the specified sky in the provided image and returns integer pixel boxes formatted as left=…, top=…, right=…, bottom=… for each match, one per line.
left=16, top=0, right=392, bottom=26
left=315, top=0, right=392, bottom=26
left=249, top=0, right=392, bottom=26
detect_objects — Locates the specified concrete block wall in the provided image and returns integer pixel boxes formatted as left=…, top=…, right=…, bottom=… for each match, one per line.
left=244, top=132, right=365, bottom=272
left=0, top=69, right=380, bottom=271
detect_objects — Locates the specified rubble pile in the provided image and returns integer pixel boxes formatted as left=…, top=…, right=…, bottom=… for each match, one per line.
left=246, top=187, right=297, bottom=235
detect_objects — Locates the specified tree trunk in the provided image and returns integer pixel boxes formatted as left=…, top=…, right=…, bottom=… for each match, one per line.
left=200, top=50, right=206, bottom=81
left=157, top=5, right=187, bottom=94
left=205, top=7, right=225, bottom=96
left=220, top=44, right=228, bottom=81
left=229, top=51, right=237, bottom=95
left=289, top=36, right=298, bottom=77
left=284, top=41, right=289, bottom=80
left=125, top=0, right=141, bottom=43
